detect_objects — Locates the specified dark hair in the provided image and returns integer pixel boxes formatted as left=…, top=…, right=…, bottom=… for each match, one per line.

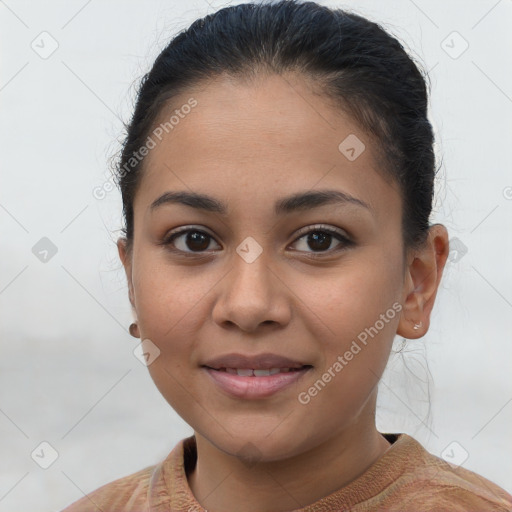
left=116, top=0, right=437, bottom=257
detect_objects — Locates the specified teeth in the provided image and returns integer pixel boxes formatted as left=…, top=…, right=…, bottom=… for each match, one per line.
left=218, top=367, right=300, bottom=376
left=236, top=368, right=254, bottom=377
left=253, top=369, right=271, bottom=376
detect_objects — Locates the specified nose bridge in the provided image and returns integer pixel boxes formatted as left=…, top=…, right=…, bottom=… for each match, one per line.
left=229, top=238, right=274, bottom=302
left=212, top=237, right=289, bottom=330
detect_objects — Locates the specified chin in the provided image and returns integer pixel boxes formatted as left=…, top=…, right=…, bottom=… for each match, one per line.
left=203, top=426, right=312, bottom=465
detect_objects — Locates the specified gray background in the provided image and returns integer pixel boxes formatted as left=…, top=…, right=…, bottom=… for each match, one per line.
left=1, top=0, right=511, bottom=510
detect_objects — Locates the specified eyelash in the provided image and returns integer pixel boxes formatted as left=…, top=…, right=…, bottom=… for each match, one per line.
left=161, top=224, right=354, bottom=258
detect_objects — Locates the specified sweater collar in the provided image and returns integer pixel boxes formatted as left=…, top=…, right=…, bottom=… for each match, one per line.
left=148, top=432, right=422, bottom=511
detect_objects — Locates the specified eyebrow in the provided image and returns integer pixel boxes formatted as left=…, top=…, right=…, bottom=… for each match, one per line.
left=150, top=189, right=372, bottom=216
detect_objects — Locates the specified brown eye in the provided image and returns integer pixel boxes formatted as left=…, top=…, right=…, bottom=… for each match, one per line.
left=290, top=225, right=353, bottom=256
left=304, top=232, right=333, bottom=252
left=164, top=228, right=220, bottom=254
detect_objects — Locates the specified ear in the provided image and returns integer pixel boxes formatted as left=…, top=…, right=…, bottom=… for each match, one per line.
left=396, top=224, right=450, bottom=339
left=117, top=237, right=136, bottom=313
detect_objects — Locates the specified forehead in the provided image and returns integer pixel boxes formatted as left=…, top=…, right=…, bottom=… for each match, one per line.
left=136, top=72, right=400, bottom=218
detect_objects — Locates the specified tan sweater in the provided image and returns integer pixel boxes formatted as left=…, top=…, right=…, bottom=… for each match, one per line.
left=61, top=433, right=512, bottom=511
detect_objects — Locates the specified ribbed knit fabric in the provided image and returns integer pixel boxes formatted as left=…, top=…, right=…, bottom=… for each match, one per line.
left=61, top=432, right=512, bottom=511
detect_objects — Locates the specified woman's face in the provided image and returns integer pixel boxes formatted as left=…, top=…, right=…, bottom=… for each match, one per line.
left=119, top=72, right=411, bottom=461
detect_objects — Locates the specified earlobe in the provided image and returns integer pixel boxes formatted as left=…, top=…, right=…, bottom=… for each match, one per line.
left=396, top=224, right=450, bottom=339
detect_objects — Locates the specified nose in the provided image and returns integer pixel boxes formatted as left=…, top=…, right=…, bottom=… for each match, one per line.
left=211, top=249, right=291, bottom=333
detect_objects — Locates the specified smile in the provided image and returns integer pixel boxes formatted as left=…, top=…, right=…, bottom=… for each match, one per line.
left=203, top=365, right=313, bottom=399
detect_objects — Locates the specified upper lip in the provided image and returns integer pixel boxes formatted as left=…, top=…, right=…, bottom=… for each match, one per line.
left=202, top=352, right=311, bottom=370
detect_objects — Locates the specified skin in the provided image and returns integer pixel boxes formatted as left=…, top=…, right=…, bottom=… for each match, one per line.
left=118, top=72, right=449, bottom=512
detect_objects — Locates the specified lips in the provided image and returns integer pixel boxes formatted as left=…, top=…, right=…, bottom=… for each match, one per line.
left=201, top=353, right=313, bottom=399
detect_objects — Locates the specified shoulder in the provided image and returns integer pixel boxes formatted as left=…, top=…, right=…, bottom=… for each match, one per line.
left=378, top=435, right=512, bottom=511
left=60, top=436, right=193, bottom=512
left=60, top=463, right=156, bottom=511
left=396, top=466, right=512, bottom=511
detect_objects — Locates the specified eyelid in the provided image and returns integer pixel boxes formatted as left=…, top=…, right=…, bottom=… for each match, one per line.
left=165, top=225, right=216, bottom=240
left=292, top=223, right=350, bottom=241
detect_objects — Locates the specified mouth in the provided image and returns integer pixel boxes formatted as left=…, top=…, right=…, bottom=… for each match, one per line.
left=201, top=352, right=311, bottom=371
left=204, top=366, right=312, bottom=376
left=200, top=352, right=313, bottom=399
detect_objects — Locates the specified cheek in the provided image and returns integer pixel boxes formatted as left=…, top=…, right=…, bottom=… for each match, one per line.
left=131, top=252, right=220, bottom=356
left=294, top=252, right=403, bottom=390
left=133, top=249, right=186, bottom=321
left=296, top=251, right=402, bottom=336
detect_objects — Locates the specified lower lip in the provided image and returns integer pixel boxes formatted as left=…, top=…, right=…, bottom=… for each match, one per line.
left=203, top=367, right=311, bottom=399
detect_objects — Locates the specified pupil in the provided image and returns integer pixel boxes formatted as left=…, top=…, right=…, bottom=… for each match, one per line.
left=308, top=232, right=331, bottom=251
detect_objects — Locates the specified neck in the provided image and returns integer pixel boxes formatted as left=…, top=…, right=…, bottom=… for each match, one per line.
left=187, top=403, right=391, bottom=512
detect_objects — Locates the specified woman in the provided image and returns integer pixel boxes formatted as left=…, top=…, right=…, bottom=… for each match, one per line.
left=63, top=1, right=512, bottom=510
